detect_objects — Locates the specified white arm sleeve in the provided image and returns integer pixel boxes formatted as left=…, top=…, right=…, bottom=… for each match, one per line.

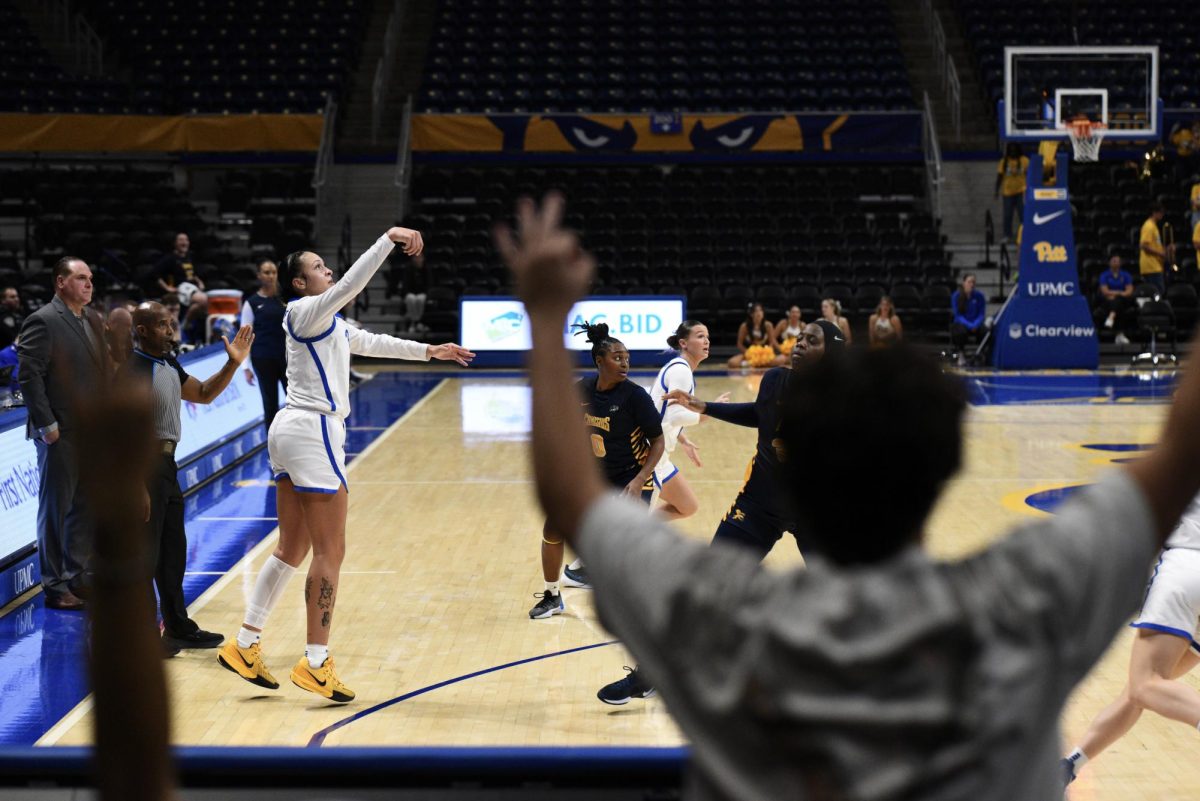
left=346, top=325, right=431, bottom=361
left=240, top=300, right=255, bottom=328
left=661, top=364, right=701, bottom=428
left=288, top=234, right=395, bottom=338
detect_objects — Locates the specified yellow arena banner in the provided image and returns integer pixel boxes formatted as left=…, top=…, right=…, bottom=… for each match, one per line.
left=412, top=112, right=921, bottom=155
left=0, top=113, right=323, bottom=152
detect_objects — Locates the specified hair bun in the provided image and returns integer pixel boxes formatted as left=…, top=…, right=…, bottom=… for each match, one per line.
left=586, top=322, right=610, bottom=343
left=666, top=335, right=680, bottom=349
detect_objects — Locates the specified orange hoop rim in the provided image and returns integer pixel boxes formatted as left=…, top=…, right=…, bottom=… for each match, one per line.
left=1064, top=119, right=1107, bottom=138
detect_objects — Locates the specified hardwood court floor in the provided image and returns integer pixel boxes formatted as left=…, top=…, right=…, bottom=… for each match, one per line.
left=41, top=369, right=1200, bottom=800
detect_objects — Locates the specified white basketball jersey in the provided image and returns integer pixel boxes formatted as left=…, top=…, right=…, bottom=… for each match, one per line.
left=284, top=234, right=429, bottom=421
left=1167, top=494, right=1200, bottom=550
left=650, top=356, right=700, bottom=454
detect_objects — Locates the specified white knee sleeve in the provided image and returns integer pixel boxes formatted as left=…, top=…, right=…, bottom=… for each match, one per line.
left=244, top=555, right=297, bottom=630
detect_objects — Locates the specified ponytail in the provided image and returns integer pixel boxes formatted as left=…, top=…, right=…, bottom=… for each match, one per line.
left=571, top=321, right=623, bottom=366
left=280, top=250, right=308, bottom=302
left=666, top=319, right=703, bottom=350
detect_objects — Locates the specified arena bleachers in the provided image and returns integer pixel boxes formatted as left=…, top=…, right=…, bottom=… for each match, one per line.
left=1068, top=159, right=1199, bottom=339
left=0, top=161, right=315, bottom=309
left=0, top=1, right=131, bottom=113
left=958, top=0, right=1199, bottom=116
left=419, top=0, right=914, bottom=113
left=0, top=0, right=368, bottom=114
left=402, top=164, right=953, bottom=341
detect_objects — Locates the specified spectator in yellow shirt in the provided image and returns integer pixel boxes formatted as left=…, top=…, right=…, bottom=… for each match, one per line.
left=1039, top=139, right=1059, bottom=186
left=1190, top=182, right=1200, bottom=229
left=995, top=143, right=1029, bottom=241
left=1139, top=203, right=1167, bottom=294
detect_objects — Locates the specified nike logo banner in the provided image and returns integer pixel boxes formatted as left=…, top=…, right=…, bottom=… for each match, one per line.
left=993, top=152, right=1097, bottom=369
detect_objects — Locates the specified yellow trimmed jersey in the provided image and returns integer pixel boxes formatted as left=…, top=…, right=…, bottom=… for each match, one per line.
left=998, top=156, right=1029, bottom=197
left=1139, top=218, right=1163, bottom=275
left=577, top=375, right=662, bottom=481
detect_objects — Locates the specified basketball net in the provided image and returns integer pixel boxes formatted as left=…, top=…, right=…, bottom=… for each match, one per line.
left=1063, top=119, right=1106, bottom=162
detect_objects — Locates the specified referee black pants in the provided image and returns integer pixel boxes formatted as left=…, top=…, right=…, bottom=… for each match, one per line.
left=147, top=453, right=195, bottom=637
left=251, top=355, right=287, bottom=430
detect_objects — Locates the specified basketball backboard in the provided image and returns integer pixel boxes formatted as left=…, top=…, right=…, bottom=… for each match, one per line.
left=1001, top=46, right=1161, bottom=142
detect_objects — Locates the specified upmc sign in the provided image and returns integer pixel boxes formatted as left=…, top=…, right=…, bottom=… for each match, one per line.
left=993, top=153, right=1098, bottom=368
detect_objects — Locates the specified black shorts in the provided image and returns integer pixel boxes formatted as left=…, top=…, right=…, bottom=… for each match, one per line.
left=711, top=490, right=794, bottom=561
left=606, top=467, right=654, bottom=505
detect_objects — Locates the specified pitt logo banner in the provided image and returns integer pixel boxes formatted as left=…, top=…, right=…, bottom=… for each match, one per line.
left=1033, top=242, right=1068, bottom=262
left=992, top=153, right=1098, bottom=369
left=412, top=112, right=921, bottom=154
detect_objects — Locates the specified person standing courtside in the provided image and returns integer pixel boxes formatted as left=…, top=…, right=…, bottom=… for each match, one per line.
left=240, top=258, right=288, bottom=429
left=0, top=286, right=23, bottom=349
left=123, top=301, right=253, bottom=650
left=17, top=257, right=110, bottom=610
left=1139, top=203, right=1169, bottom=294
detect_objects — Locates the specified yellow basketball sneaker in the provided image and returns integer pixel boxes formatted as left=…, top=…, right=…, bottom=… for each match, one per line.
left=290, top=656, right=355, bottom=703
left=217, top=641, right=279, bottom=690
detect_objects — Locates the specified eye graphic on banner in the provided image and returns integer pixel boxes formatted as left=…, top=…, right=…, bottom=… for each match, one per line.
left=411, top=112, right=921, bottom=154
left=690, top=115, right=782, bottom=151
left=538, top=116, right=638, bottom=151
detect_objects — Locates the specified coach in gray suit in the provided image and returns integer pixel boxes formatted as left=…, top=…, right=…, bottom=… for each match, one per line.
left=17, top=257, right=110, bottom=610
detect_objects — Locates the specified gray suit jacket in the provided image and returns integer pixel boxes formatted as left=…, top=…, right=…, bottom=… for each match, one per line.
left=17, top=295, right=109, bottom=438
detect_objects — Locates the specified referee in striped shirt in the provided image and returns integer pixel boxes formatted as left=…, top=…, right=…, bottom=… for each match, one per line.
left=123, top=301, right=253, bottom=652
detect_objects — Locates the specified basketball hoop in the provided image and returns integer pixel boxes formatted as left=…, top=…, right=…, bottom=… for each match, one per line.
left=1064, top=119, right=1107, bottom=162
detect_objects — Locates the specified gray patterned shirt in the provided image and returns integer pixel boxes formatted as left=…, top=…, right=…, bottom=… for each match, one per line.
left=577, top=470, right=1155, bottom=801
left=122, top=349, right=189, bottom=444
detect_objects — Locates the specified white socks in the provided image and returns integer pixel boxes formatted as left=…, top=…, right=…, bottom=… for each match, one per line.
left=236, top=627, right=259, bottom=650
left=239, top=555, right=298, bottom=646
left=1066, top=748, right=1089, bottom=770
left=306, top=643, right=328, bottom=669
left=567, top=557, right=584, bottom=570
left=545, top=581, right=560, bottom=595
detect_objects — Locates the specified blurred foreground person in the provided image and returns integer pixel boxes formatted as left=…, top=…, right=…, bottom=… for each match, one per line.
left=497, top=193, right=1200, bottom=801
left=77, top=380, right=175, bottom=801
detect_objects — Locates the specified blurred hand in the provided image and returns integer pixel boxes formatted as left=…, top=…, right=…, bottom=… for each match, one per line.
left=222, top=325, right=254, bottom=364
left=622, top=476, right=647, bottom=498
left=494, top=193, right=594, bottom=318
left=243, top=368, right=256, bottom=386
left=42, top=428, right=60, bottom=445
left=427, top=342, right=476, bottom=367
left=387, top=227, right=424, bottom=256
left=142, top=487, right=151, bottom=524
left=680, top=438, right=702, bottom=468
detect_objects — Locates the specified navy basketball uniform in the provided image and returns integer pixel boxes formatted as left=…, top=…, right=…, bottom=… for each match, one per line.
left=577, top=375, right=663, bottom=504
left=704, top=366, right=795, bottom=559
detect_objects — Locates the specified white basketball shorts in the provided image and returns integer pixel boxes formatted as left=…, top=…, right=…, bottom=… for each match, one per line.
left=268, top=407, right=347, bottom=493
left=1131, top=547, right=1200, bottom=654
left=652, top=451, right=679, bottom=488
